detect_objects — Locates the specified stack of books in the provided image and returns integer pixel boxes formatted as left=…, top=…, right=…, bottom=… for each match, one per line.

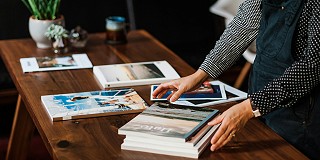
left=118, top=102, right=220, bottom=158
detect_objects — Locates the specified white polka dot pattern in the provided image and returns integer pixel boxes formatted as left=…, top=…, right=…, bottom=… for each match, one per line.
left=200, top=0, right=320, bottom=115
left=199, top=0, right=262, bottom=78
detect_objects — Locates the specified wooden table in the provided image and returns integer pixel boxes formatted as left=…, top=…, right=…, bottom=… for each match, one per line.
left=0, top=30, right=308, bottom=160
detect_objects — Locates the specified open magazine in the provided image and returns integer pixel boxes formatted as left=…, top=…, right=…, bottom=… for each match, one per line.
left=41, top=88, right=148, bottom=121
left=20, top=53, right=93, bottom=72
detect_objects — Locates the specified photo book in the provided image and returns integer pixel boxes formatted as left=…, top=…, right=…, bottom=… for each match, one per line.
left=41, top=88, right=148, bottom=121
left=150, top=81, right=227, bottom=101
left=20, top=53, right=93, bottom=73
left=93, top=61, right=180, bottom=88
left=168, top=80, right=247, bottom=107
left=118, top=102, right=220, bottom=158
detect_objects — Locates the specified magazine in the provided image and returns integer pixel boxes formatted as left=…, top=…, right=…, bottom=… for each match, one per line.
left=41, top=88, right=148, bottom=121
left=93, top=61, right=180, bottom=88
left=20, top=53, right=93, bottom=73
left=169, top=80, right=247, bottom=107
left=150, top=81, right=227, bottom=101
left=118, top=102, right=219, bottom=142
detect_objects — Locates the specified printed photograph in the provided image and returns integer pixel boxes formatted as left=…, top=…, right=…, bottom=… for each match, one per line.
left=37, top=56, right=77, bottom=68
left=121, top=114, right=199, bottom=138
left=100, top=63, right=165, bottom=82
left=152, top=84, right=224, bottom=100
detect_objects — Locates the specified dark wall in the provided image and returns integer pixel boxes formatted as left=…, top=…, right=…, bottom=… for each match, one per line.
left=0, top=0, right=128, bottom=39
left=60, top=0, right=128, bottom=34
left=0, top=0, right=30, bottom=39
left=133, top=0, right=224, bottom=68
left=0, top=0, right=224, bottom=69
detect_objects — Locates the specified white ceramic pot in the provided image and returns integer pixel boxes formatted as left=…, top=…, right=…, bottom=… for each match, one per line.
left=28, top=16, right=65, bottom=49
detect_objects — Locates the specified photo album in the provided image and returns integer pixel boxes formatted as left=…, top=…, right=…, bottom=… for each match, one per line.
left=93, top=60, right=180, bottom=88
left=151, top=80, right=247, bottom=107
left=41, top=88, right=148, bottom=121
left=151, top=81, right=227, bottom=101
left=20, top=53, right=93, bottom=73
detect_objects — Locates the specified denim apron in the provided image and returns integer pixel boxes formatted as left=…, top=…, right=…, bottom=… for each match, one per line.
left=248, top=0, right=320, bottom=159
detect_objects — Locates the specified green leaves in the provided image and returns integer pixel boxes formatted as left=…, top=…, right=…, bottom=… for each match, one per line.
left=22, top=0, right=61, bottom=20
left=45, top=24, right=69, bottom=40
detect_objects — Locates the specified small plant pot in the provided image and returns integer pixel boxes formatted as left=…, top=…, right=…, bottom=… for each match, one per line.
left=29, top=15, right=65, bottom=49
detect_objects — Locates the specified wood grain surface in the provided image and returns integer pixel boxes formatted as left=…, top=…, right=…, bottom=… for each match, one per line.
left=0, top=30, right=308, bottom=160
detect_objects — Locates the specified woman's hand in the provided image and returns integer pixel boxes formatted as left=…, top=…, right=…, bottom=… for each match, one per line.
left=208, top=99, right=254, bottom=151
left=152, top=69, right=208, bottom=102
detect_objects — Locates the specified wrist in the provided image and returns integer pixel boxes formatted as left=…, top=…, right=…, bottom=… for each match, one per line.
left=249, top=98, right=261, bottom=117
left=193, top=69, right=209, bottom=82
left=243, top=99, right=255, bottom=119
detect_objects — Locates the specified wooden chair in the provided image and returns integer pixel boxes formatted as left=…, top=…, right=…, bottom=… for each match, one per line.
left=210, top=0, right=256, bottom=89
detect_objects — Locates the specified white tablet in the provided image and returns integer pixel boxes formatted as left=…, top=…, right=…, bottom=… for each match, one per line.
left=151, top=80, right=247, bottom=107
left=151, top=81, right=227, bottom=101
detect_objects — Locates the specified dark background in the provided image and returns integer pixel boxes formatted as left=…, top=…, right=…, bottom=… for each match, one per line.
left=0, top=0, right=225, bottom=68
left=0, top=0, right=246, bottom=159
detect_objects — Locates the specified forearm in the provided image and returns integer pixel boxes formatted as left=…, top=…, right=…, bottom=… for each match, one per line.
left=200, top=0, right=262, bottom=78
left=192, top=69, right=209, bottom=84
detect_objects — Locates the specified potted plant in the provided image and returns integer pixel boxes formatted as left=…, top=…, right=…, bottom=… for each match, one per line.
left=22, top=0, right=65, bottom=49
left=45, top=24, right=69, bottom=54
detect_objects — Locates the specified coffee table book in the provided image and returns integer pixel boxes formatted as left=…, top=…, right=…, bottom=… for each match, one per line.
left=118, top=102, right=220, bottom=158
left=20, top=53, right=93, bottom=73
left=41, top=88, right=148, bottom=121
left=121, top=123, right=220, bottom=159
left=93, top=61, right=180, bottom=88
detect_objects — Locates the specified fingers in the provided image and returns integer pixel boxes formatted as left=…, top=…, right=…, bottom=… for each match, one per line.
left=210, top=118, right=228, bottom=145
left=156, top=89, right=170, bottom=99
left=169, top=89, right=184, bottom=102
left=152, top=79, right=186, bottom=101
left=152, top=82, right=176, bottom=99
left=210, top=129, right=236, bottom=151
left=152, top=83, right=168, bottom=98
left=210, top=112, right=235, bottom=151
left=210, top=123, right=235, bottom=151
left=208, top=114, right=223, bottom=126
left=209, top=101, right=253, bottom=151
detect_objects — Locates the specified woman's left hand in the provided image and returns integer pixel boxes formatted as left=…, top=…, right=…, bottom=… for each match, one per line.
left=208, top=99, right=254, bottom=151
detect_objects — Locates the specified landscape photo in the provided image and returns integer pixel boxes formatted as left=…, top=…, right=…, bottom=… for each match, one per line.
left=100, top=63, right=165, bottom=82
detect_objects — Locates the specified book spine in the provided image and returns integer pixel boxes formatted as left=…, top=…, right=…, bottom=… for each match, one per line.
left=183, top=109, right=219, bottom=141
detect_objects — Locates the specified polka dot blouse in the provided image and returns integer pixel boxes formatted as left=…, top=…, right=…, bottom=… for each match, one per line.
left=199, top=0, right=320, bottom=115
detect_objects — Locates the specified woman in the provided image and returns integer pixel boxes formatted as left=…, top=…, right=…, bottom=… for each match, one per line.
left=152, top=0, right=320, bottom=159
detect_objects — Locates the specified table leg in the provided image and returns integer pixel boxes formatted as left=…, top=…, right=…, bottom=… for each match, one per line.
left=6, top=94, right=35, bottom=160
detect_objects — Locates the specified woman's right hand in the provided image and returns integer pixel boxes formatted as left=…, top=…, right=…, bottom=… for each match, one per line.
left=152, top=69, right=209, bottom=102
